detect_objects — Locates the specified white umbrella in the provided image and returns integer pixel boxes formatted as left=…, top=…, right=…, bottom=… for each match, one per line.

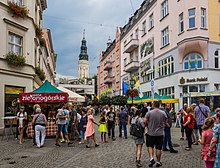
left=57, top=86, right=85, bottom=102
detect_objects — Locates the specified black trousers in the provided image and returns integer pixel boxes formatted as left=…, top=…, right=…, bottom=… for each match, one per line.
left=107, top=124, right=115, bottom=138
left=185, top=127, right=193, bottom=148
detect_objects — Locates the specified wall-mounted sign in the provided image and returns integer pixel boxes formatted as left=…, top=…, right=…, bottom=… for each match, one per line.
left=180, top=77, right=208, bottom=84
left=140, top=58, right=152, bottom=77
left=140, top=37, right=154, bottom=58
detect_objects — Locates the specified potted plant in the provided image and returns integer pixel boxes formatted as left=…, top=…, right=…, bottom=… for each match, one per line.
left=5, top=52, right=26, bottom=66
left=35, top=66, right=46, bottom=81
left=35, top=24, right=43, bottom=38
left=8, top=1, right=29, bottom=18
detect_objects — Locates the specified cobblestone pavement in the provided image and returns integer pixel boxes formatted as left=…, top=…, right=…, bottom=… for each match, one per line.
left=0, top=119, right=205, bottom=168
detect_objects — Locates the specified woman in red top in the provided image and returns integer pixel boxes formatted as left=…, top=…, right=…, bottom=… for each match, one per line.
left=183, top=106, right=194, bottom=151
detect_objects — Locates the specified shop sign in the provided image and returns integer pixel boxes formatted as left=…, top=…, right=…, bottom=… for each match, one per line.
left=5, top=86, right=24, bottom=94
left=180, top=77, right=208, bottom=84
left=19, top=93, right=68, bottom=103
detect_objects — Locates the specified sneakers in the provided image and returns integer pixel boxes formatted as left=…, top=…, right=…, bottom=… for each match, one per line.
left=59, top=138, right=65, bottom=143
left=156, top=162, right=162, bottom=167
left=68, top=142, right=73, bottom=146
left=55, top=143, right=60, bottom=147
left=148, top=158, right=155, bottom=167
left=162, top=148, right=169, bottom=151
left=136, top=160, right=142, bottom=167
left=112, top=137, right=116, bottom=141
left=95, top=144, right=100, bottom=147
left=170, top=149, right=178, bottom=153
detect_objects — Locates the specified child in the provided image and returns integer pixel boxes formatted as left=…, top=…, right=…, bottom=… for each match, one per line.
left=175, top=112, right=182, bottom=127
left=198, top=118, right=216, bottom=168
left=98, top=111, right=108, bottom=143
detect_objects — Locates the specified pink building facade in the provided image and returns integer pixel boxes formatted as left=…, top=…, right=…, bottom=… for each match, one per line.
left=97, top=27, right=122, bottom=97
left=120, top=0, right=220, bottom=109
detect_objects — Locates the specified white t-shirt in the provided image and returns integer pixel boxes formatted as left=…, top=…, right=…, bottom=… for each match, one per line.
left=17, top=112, right=27, bottom=128
left=77, top=113, right=81, bottom=122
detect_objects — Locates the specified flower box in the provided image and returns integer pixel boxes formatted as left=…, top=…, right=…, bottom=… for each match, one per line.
left=5, top=52, right=26, bottom=66
left=8, top=1, right=29, bottom=18
left=35, top=66, right=46, bottom=81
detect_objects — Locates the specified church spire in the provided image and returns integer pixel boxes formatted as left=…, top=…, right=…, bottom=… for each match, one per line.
left=79, top=30, right=88, bottom=61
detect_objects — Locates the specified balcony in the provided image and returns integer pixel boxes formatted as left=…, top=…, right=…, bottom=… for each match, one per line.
left=104, top=74, right=114, bottom=84
left=104, top=61, right=112, bottom=71
left=124, top=39, right=139, bottom=53
left=124, top=61, right=139, bottom=72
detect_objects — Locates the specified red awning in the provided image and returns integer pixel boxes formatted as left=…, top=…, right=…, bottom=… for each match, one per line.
left=19, top=93, right=68, bottom=103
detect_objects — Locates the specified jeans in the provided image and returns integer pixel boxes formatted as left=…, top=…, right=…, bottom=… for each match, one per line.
left=185, top=127, right=193, bottom=148
left=80, top=130, right=85, bottom=140
left=175, top=118, right=181, bottom=127
left=107, top=124, right=115, bottom=138
left=35, top=125, right=46, bottom=147
left=163, top=127, right=174, bottom=150
left=119, top=124, right=127, bottom=138
left=192, top=129, right=199, bottom=143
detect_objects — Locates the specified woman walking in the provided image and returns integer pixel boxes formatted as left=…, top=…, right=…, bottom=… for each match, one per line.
left=17, top=106, right=27, bottom=144
left=199, top=118, right=216, bottom=168
left=132, top=110, right=145, bottom=167
left=183, top=107, right=194, bottom=151
left=98, top=111, right=108, bottom=143
left=209, top=109, right=220, bottom=168
left=32, top=108, right=48, bottom=148
left=85, top=108, right=100, bottom=148
left=79, top=109, right=87, bottom=144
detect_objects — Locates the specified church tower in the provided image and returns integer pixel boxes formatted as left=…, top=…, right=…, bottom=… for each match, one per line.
left=78, top=30, right=89, bottom=79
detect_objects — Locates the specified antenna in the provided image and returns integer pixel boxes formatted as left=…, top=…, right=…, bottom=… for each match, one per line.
left=83, top=29, right=85, bottom=39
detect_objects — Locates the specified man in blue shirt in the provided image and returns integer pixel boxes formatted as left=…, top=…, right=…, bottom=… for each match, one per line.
left=118, top=106, right=129, bottom=139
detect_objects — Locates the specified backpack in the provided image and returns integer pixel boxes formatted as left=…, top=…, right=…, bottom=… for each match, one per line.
left=130, top=117, right=144, bottom=138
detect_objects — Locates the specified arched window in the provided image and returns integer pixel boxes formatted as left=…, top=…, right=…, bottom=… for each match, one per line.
left=183, top=53, right=203, bottom=70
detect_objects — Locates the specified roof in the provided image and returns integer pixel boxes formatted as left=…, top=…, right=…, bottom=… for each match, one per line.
left=33, top=80, right=63, bottom=93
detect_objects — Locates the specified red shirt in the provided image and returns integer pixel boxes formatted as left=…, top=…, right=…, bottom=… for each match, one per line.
left=183, top=113, right=194, bottom=129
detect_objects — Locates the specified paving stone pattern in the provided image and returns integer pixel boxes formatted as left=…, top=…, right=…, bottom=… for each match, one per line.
left=0, top=118, right=205, bottom=168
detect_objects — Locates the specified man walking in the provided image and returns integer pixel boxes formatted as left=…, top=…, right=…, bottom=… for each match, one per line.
left=162, top=104, right=178, bottom=153
left=55, top=105, right=72, bottom=146
left=118, top=106, right=129, bottom=139
left=107, top=106, right=116, bottom=141
left=145, top=101, right=170, bottom=167
left=194, top=98, right=210, bottom=136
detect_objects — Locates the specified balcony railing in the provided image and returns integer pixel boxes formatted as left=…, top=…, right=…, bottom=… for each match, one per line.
left=124, top=61, right=139, bottom=72
left=124, top=39, right=139, bottom=53
left=104, top=74, right=114, bottom=84
left=104, top=61, right=112, bottom=71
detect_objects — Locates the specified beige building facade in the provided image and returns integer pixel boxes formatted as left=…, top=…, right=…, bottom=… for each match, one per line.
left=0, top=0, right=56, bottom=128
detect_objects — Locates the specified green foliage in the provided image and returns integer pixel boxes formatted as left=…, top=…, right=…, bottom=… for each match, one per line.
left=5, top=52, right=26, bottom=66
left=99, top=95, right=128, bottom=106
left=8, top=1, right=29, bottom=18
left=39, top=38, right=45, bottom=47
left=35, top=24, right=43, bottom=38
left=35, top=66, right=46, bottom=81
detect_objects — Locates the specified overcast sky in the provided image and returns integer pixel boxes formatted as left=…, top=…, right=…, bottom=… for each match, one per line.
left=44, top=0, right=143, bottom=78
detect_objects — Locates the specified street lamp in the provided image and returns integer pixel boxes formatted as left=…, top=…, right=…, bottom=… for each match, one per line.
left=130, top=78, right=135, bottom=106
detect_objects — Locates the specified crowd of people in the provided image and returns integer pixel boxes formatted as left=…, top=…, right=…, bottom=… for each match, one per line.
left=15, top=99, right=220, bottom=168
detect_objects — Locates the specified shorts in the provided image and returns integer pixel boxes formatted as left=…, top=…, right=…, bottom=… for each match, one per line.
left=57, top=124, right=67, bottom=136
left=146, top=134, right=163, bottom=150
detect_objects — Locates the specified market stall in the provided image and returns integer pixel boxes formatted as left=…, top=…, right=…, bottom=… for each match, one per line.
left=19, top=80, right=68, bottom=138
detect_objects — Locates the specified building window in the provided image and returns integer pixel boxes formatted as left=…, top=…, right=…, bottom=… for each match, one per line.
left=124, top=58, right=127, bottom=67
left=161, top=0, right=169, bottom=19
left=179, top=13, right=184, bottom=33
left=161, top=27, right=169, bottom=47
left=10, top=0, right=22, bottom=6
left=142, top=72, right=154, bottom=83
left=149, top=13, right=154, bottom=30
left=183, top=84, right=206, bottom=93
left=201, top=8, right=206, bottom=28
left=142, top=20, right=146, bottom=35
left=135, top=28, right=139, bottom=39
left=130, top=33, right=133, bottom=40
left=8, top=33, right=23, bottom=55
left=159, top=86, right=175, bottom=98
left=188, top=8, right=196, bottom=29
left=158, top=56, right=174, bottom=77
left=183, top=53, right=203, bottom=70
left=214, top=50, right=220, bottom=68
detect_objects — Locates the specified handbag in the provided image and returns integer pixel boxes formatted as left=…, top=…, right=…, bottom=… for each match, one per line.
left=130, top=117, right=144, bottom=138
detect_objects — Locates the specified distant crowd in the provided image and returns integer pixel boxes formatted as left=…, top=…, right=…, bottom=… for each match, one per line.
left=16, top=98, right=220, bottom=168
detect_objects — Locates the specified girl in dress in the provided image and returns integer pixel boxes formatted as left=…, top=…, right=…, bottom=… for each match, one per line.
left=199, top=118, right=216, bottom=168
left=85, top=109, right=100, bottom=148
left=98, top=111, right=108, bottom=143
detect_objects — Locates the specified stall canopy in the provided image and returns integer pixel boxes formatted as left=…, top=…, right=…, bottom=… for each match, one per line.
left=19, top=80, right=68, bottom=103
left=57, top=86, right=85, bottom=102
left=160, top=94, right=179, bottom=104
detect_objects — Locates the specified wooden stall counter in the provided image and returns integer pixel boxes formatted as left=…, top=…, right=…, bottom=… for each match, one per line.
left=26, top=122, right=57, bottom=138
